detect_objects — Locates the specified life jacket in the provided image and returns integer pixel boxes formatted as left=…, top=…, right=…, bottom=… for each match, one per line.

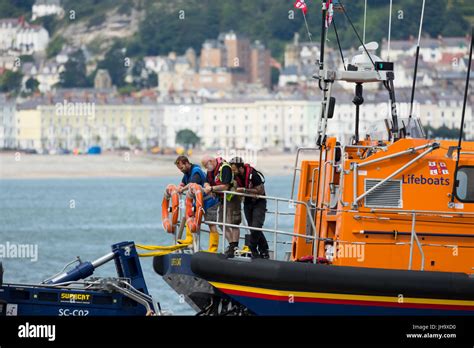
left=183, top=164, right=219, bottom=211
left=207, top=157, right=234, bottom=201
left=236, top=164, right=265, bottom=189
left=182, top=164, right=206, bottom=186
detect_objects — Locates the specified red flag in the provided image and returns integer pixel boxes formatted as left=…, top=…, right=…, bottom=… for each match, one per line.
left=294, top=0, right=308, bottom=15
left=325, top=0, right=334, bottom=28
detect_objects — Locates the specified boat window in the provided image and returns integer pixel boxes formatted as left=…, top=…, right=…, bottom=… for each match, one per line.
left=456, top=167, right=474, bottom=202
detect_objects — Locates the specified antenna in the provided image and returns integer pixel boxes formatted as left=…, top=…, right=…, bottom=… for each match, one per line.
left=450, top=28, right=473, bottom=207
left=387, top=0, right=393, bottom=61
left=407, top=0, right=426, bottom=136
left=319, top=1, right=328, bottom=73
left=363, top=0, right=367, bottom=44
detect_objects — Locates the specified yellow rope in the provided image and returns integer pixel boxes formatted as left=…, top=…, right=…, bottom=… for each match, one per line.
left=136, top=243, right=190, bottom=251
left=136, top=240, right=192, bottom=257
left=138, top=249, right=184, bottom=257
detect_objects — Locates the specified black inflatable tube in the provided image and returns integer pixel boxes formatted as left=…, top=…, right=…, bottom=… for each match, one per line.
left=190, top=252, right=474, bottom=301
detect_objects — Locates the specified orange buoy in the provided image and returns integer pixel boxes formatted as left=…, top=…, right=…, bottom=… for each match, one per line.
left=162, top=184, right=179, bottom=233
left=185, top=183, right=204, bottom=233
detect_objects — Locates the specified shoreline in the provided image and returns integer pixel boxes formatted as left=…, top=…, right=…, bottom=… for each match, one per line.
left=0, top=152, right=315, bottom=180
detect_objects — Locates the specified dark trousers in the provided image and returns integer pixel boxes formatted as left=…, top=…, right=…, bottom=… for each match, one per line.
left=244, top=199, right=269, bottom=255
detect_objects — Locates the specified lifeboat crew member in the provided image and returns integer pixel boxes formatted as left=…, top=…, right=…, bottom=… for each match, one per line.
left=201, top=155, right=241, bottom=258
left=230, top=157, right=269, bottom=259
left=175, top=155, right=220, bottom=251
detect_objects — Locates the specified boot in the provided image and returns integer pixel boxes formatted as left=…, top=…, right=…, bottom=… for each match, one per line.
left=177, top=224, right=193, bottom=245
left=225, top=242, right=238, bottom=258
left=207, top=231, right=219, bottom=253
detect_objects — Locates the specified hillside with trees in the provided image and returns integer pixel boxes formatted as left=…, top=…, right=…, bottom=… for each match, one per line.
left=1, top=0, right=472, bottom=61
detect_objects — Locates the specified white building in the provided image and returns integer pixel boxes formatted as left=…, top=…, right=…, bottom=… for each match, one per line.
left=32, top=0, right=64, bottom=20
left=15, top=26, right=50, bottom=54
left=0, top=19, right=20, bottom=51
left=0, top=18, right=49, bottom=54
left=0, top=94, right=17, bottom=149
left=381, top=37, right=471, bottom=63
left=161, top=99, right=204, bottom=148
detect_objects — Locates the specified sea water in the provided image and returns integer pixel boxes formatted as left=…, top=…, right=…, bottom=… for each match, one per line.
left=0, top=177, right=295, bottom=315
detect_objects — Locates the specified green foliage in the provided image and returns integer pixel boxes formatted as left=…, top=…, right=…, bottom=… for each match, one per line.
left=271, top=67, right=280, bottom=89
left=25, top=77, right=40, bottom=93
left=176, top=129, right=200, bottom=149
left=0, top=0, right=34, bottom=18
left=0, top=70, right=23, bottom=95
left=47, top=36, right=66, bottom=59
left=117, top=2, right=133, bottom=15
left=60, top=0, right=117, bottom=21
left=130, top=58, right=158, bottom=89
left=128, top=135, right=142, bottom=148
left=33, top=14, right=59, bottom=35
left=118, top=84, right=138, bottom=95
left=88, top=13, right=105, bottom=28
left=19, top=55, right=34, bottom=63
left=97, top=42, right=128, bottom=87
left=1, top=0, right=473, bottom=62
left=58, top=50, right=90, bottom=88
left=123, top=0, right=472, bottom=61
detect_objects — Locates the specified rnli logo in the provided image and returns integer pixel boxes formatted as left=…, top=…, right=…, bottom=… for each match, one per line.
left=428, top=161, right=449, bottom=176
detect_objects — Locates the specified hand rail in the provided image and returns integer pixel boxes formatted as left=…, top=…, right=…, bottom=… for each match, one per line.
left=211, top=190, right=319, bottom=263
left=408, top=212, right=425, bottom=271
left=290, top=147, right=319, bottom=201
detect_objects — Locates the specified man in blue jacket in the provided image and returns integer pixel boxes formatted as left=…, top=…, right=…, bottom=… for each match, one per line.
left=175, top=156, right=219, bottom=251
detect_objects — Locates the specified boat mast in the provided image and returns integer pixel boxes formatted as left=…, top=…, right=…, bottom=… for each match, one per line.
left=407, top=0, right=426, bottom=136
left=450, top=28, right=473, bottom=206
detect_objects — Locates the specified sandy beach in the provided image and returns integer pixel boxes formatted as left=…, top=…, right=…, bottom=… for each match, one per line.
left=0, top=151, right=317, bottom=179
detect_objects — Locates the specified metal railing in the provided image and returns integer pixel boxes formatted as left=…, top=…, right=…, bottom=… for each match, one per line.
left=290, top=147, right=319, bottom=201
left=408, top=212, right=424, bottom=271
left=197, top=190, right=320, bottom=263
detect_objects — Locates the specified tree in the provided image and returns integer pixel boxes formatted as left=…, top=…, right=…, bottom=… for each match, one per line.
left=25, top=77, right=40, bottom=94
left=176, top=129, right=200, bottom=149
left=34, top=14, right=58, bottom=35
left=128, top=135, right=142, bottom=148
left=0, top=0, right=34, bottom=17
left=97, top=43, right=128, bottom=87
left=130, top=58, right=158, bottom=89
left=271, top=67, right=280, bottom=89
left=46, top=36, right=65, bottom=59
left=0, top=70, right=23, bottom=95
left=58, top=50, right=89, bottom=88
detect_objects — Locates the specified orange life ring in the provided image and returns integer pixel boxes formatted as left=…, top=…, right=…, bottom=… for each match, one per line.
left=162, top=184, right=179, bottom=233
left=185, top=183, right=204, bottom=233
